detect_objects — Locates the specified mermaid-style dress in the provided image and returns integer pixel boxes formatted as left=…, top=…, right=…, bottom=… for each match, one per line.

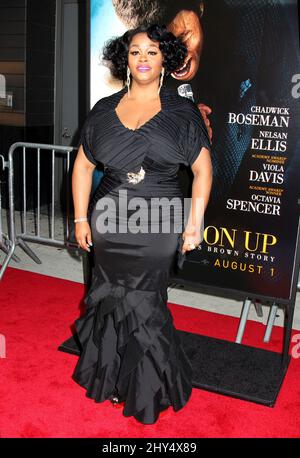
left=71, top=85, right=211, bottom=424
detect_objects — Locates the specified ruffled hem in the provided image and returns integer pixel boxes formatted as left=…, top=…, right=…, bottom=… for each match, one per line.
left=72, top=277, right=193, bottom=424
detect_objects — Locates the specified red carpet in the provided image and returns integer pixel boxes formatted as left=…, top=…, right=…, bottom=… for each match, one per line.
left=0, top=266, right=299, bottom=438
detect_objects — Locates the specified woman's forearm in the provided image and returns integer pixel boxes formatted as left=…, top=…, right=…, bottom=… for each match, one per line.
left=186, top=171, right=212, bottom=232
left=72, top=165, right=94, bottom=219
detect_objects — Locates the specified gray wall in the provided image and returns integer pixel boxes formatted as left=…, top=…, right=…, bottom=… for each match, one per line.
left=0, top=0, right=55, bottom=127
left=0, top=0, right=26, bottom=126
left=0, top=0, right=56, bottom=211
left=26, top=0, right=56, bottom=126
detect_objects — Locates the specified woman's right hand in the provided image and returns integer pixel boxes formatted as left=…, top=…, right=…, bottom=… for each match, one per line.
left=181, top=225, right=202, bottom=254
left=75, top=221, right=93, bottom=252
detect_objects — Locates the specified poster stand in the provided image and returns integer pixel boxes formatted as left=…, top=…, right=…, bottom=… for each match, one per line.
left=59, top=224, right=299, bottom=406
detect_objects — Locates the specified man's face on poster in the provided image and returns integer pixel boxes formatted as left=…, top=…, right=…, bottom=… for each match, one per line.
left=112, top=0, right=205, bottom=82
left=168, top=6, right=204, bottom=81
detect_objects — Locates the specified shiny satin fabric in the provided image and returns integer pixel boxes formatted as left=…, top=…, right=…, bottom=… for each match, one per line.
left=72, top=155, right=191, bottom=424
left=71, top=85, right=211, bottom=424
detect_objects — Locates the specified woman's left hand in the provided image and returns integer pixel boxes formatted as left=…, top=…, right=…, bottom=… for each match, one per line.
left=181, top=226, right=202, bottom=254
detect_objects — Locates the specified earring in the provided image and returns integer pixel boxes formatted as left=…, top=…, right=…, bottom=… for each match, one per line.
left=158, top=67, right=165, bottom=94
left=126, top=66, right=131, bottom=97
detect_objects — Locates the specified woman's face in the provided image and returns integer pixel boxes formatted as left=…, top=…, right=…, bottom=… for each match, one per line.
left=127, top=32, right=163, bottom=85
left=168, top=10, right=204, bottom=81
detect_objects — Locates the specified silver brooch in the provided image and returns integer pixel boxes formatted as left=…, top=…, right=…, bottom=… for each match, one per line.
left=126, top=166, right=145, bottom=184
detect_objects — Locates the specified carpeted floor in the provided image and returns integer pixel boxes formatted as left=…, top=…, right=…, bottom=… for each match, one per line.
left=0, top=266, right=299, bottom=438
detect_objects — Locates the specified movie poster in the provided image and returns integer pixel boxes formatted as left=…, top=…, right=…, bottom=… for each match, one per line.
left=90, top=0, right=300, bottom=301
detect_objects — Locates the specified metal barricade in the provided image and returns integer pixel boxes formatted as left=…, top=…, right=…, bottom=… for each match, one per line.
left=0, top=152, right=22, bottom=272
left=0, top=142, right=78, bottom=280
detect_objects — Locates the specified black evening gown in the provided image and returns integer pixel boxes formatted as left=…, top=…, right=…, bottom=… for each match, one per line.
left=72, top=85, right=211, bottom=424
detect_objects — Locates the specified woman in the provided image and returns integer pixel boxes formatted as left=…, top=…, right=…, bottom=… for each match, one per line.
left=71, top=24, right=212, bottom=425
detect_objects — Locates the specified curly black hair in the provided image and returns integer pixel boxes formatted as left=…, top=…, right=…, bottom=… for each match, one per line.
left=112, top=0, right=204, bottom=28
left=102, top=24, right=188, bottom=83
